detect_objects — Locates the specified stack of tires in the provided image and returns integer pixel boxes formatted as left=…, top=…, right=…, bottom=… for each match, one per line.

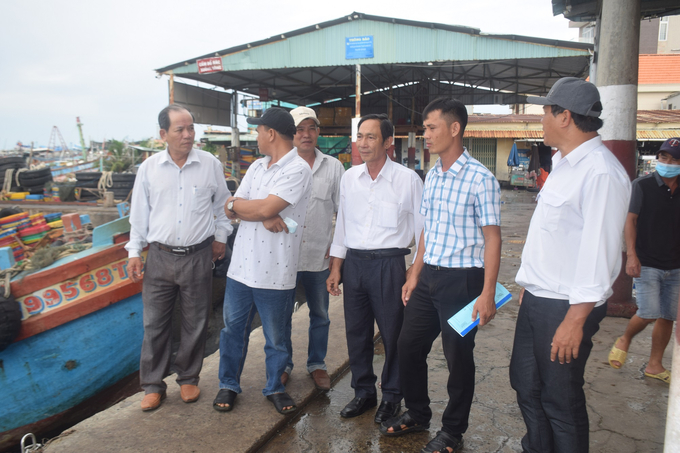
left=74, top=172, right=101, bottom=201
left=18, top=167, right=53, bottom=195
left=110, top=173, right=136, bottom=200
left=0, top=157, right=27, bottom=192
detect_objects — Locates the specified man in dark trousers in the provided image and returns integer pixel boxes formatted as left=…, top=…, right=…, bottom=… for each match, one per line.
left=327, top=114, right=424, bottom=425
left=511, top=77, right=631, bottom=452
left=379, top=98, right=501, bottom=453
left=609, top=137, right=680, bottom=384
left=128, top=104, right=232, bottom=411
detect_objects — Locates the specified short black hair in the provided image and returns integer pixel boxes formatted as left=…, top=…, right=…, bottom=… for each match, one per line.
left=422, top=97, right=468, bottom=135
left=550, top=105, right=603, bottom=133
left=158, top=104, right=194, bottom=131
left=358, top=114, right=394, bottom=143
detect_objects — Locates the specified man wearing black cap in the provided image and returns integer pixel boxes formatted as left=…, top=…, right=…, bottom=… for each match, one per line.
left=511, top=77, right=631, bottom=452
left=608, top=137, right=680, bottom=384
left=214, top=107, right=312, bottom=415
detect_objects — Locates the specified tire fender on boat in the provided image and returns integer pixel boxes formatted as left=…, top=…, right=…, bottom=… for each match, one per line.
left=0, top=294, right=22, bottom=352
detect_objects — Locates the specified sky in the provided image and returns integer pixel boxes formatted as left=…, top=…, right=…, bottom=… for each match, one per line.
left=0, top=0, right=578, bottom=150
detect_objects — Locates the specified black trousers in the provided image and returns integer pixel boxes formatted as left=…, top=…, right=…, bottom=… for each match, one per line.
left=398, top=265, right=484, bottom=437
left=509, top=291, right=606, bottom=453
left=342, top=250, right=406, bottom=403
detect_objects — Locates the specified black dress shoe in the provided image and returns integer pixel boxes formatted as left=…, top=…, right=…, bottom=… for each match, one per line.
left=374, top=400, right=401, bottom=424
left=340, top=396, right=377, bottom=418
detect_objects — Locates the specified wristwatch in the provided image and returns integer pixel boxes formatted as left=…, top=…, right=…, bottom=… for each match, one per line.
left=227, top=200, right=235, bottom=213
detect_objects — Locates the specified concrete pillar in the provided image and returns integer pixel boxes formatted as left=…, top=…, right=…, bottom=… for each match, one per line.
left=596, top=0, right=640, bottom=317
left=666, top=315, right=680, bottom=452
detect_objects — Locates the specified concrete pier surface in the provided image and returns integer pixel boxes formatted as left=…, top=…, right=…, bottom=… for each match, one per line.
left=42, top=190, right=671, bottom=452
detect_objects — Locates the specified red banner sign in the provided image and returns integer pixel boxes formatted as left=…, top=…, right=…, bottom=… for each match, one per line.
left=197, top=57, right=223, bottom=74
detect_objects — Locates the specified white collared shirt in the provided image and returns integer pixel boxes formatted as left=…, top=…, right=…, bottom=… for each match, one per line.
left=126, top=148, right=233, bottom=258
left=296, top=149, right=345, bottom=272
left=227, top=148, right=312, bottom=290
left=515, top=136, right=631, bottom=306
left=330, top=157, right=424, bottom=259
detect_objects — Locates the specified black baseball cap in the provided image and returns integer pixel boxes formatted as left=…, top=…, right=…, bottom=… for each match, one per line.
left=527, top=77, right=602, bottom=118
left=659, top=137, right=680, bottom=159
left=247, top=107, right=296, bottom=138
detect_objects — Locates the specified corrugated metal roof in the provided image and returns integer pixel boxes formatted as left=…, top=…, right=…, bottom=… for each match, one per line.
left=637, top=110, right=680, bottom=123
left=465, top=130, right=679, bottom=139
left=467, top=110, right=680, bottom=124
left=159, top=12, right=591, bottom=74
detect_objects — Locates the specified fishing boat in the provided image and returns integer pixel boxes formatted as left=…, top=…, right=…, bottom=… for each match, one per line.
left=0, top=216, right=145, bottom=451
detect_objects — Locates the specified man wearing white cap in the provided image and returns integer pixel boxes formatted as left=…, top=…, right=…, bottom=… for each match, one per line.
left=511, top=77, right=631, bottom=452
left=280, top=107, right=344, bottom=390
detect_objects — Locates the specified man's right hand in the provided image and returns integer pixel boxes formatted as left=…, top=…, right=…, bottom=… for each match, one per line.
left=128, top=257, right=144, bottom=283
left=401, top=274, right=418, bottom=306
left=327, top=266, right=342, bottom=296
left=262, top=216, right=288, bottom=233
left=626, top=254, right=641, bottom=278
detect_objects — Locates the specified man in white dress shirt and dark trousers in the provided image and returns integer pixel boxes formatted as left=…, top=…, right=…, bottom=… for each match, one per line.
left=380, top=98, right=502, bottom=453
left=281, top=107, right=344, bottom=390
left=327, top=114, right=424, bottom=425
left=127, top=104, right=232, bottom=411
left=214, top=107, right=312, bottom=415
left=511, top=78, right=631, bottom=452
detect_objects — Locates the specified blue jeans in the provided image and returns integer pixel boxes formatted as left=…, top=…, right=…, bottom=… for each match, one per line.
left=218, top=277, right=295, bottom=397
left=285, top=269, right=331, bottom=374
left=634, top=267, right=680, bottom=321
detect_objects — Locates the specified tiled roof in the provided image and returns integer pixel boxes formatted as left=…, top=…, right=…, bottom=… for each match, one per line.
left=467, top=110, right=680, bottom=125
left=639, top=54, right=680, bottom=84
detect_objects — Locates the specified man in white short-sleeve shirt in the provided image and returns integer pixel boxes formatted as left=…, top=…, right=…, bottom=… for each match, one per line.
left=214, top=108, right=312, bottom=416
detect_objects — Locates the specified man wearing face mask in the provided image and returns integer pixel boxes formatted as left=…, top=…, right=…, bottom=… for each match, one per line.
left=608, top=137, right=680, bottom=384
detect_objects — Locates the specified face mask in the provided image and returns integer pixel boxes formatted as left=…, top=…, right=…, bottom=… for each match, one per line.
left=656, top=162, right=680, bottom=178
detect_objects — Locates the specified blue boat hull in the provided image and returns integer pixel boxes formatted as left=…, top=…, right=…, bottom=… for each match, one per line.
left=0, top=293, right=143, bottom=436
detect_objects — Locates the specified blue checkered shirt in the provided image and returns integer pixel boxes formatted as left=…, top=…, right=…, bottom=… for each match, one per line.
left=421, top=149, right=501, bottom=268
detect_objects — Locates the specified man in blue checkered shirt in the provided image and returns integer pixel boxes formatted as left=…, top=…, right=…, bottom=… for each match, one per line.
left=379, top=98, right=502, bottom=453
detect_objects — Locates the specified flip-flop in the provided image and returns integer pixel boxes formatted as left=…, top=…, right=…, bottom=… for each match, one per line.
left=608, top=337, right=627, bottom=369
left=267, top=392, right=297, bottom=414
left=644, top=369, right=671, bottom=384
left=213, top=389, right=237, bottom=412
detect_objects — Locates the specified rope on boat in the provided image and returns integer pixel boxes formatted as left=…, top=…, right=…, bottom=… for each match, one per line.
left=14, top=168, right=29, bottom=187
left=98, top=171, right=114, bottom=191
left=2, top=168, right=14, bottom=193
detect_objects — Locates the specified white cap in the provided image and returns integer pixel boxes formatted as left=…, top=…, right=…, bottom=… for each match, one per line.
left=290, top=107, right=320, bottom=127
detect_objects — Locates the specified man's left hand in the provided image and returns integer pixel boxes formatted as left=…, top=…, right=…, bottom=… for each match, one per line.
left=551, top=318, right=583, bottom=364
left=212, top=241, right=226, bottom=262
left=471, top=293, right=496, bottom=326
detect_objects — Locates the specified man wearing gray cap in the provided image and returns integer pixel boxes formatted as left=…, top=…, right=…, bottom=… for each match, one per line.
left=608, top=137, right=680, bottom=384
left=510, top=77, right=631, bottom=452
left=214, top=107, right=312, bottom=415
left=280, top=107, right=344, bottom=390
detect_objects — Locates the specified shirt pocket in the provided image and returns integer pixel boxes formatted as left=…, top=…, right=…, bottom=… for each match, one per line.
left=191, top=186, right=214, bottom=213
left=377, top=201, right=400, bottom=229
left=538, top=190, right=566, bottom=232
left=312, top=179, right=331, bottom=201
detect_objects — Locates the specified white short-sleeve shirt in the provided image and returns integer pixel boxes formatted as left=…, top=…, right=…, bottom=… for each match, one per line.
left=227, top=149, right=312, bottom=290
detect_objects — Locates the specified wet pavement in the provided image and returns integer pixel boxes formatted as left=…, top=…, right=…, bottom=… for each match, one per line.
left=42, top=189, right=671, bottom=452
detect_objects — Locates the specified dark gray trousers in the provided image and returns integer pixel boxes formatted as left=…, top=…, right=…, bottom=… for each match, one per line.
left=139, top=242, right=213, bottom=394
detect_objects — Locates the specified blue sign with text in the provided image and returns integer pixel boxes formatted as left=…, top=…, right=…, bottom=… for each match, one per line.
left=345, top=36, right=374, bottom=60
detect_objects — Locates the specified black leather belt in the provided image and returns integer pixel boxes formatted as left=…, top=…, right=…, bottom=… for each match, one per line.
left=426, top=264, right=471, bottom=271
left=348, top=248, right=410, bottom=260
left=154, top=236, right=214, bottom=256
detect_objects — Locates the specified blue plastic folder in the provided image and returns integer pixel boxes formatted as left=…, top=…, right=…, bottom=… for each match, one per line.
left=447, top=283, right=512, bottom=337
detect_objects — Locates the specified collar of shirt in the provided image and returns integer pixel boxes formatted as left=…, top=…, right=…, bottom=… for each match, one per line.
left=433, top=148, right=470, bottom=178
left=551, top=136, right=602, bottom=171
left=253, top=147, right=298, bottom=172
left=359, top=155, right=395, bottom=183
left=159, top=148, right=200, bottom=167
left=653, top=171, right=666, bottom=187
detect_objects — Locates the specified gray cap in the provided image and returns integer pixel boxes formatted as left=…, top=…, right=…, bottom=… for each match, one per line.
left=527, top=77, right=602, bottom=118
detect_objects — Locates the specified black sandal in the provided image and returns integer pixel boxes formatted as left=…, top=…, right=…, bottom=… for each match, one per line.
left=266, top=392, right=297, bottom=414
left=421, top=431, right=464, bottom=453
left=379, top=411, right=430, bottom=437
left=213, top=389, right=237, bottom=412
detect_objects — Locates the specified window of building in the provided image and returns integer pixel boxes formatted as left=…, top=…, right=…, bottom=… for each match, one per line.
left=659, top=17, right=669, bottom=41
left=582, top=25, right=595, bottom=43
